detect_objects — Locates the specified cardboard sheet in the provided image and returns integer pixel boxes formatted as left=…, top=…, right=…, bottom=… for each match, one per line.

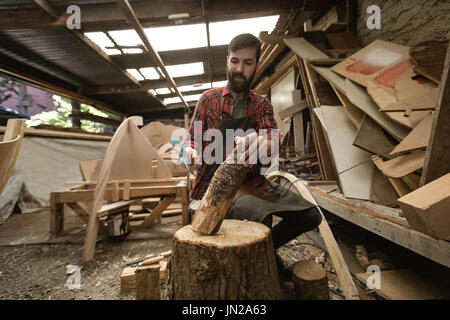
left=390, top=112, right=433, bottom=155
left=331, top=39, right=410, bottom=87
left=371, top=150, right=425, bottom=178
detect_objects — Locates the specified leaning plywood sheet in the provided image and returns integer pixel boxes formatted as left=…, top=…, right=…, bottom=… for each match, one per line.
left=90, top=119, right=172, bottom=182
left=371, top=150, right=425, bottom=179
left=284, top=37, right=329, bottom=61
left=332, top=40, right=410, bottom=87
left=410, top=40, right=448, bottom=84
left=331, top=84, right=364, bottom=127
left=353, top=115, right=395, bottom=155
left=312, top=66, right=346, bottom=93
left=345, top=79, right=410, bottom=141
left=314, top=106, right=373, bottom=200
left=390, top=113, right=433, bottom=155
left=357, top=269, right=450, bottom=300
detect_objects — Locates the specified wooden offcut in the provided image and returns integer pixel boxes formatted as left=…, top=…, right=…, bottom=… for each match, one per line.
left=291, top=260, right=330, bottom=300
left=135, top=264, right=160, bottom=300
left=168, top=220, right=282, bottom=300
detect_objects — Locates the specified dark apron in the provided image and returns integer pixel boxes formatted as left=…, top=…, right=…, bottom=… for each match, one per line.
left=199, top=91, right=315, bottom=223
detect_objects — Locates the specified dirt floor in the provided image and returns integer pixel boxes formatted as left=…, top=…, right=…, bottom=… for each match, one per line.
left=0, top=207, right=377, bottom=300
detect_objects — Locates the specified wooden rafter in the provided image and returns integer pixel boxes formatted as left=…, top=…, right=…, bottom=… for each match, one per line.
left=117, top=0, right=189, bottom=110
left=0, top=0, right=327, bottom=31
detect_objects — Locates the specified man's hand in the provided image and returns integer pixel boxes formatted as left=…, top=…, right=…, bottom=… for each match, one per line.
left=184, top=146, right=201, bottom=170
left=234, top=132, right=271, bottom=167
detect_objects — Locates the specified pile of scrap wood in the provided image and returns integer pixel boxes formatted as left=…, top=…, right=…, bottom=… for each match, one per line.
left=259, top=30, right=449, bottom=241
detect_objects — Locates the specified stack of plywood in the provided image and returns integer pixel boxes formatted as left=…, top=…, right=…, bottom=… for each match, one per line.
left=279, top=36, right=449, bottom=240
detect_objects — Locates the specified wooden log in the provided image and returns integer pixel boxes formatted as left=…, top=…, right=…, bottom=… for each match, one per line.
left=191, top=148, right=249, bottom=235
left=168, top=219, right=282, bottom=300
left=291, top=260, right=330, bottom=300
left=136, top=264, right=160, bottom=300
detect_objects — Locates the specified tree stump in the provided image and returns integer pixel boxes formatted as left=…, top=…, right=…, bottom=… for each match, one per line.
left=291, top=260, right=330, bottom=300
left=168, top=219, right=282, bottom=300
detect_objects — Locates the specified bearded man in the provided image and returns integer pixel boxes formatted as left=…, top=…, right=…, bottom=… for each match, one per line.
left=184, top=33, right=321, bottom=272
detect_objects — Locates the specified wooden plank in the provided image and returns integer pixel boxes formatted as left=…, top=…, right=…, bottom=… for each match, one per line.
left=0, top=119, right=26, bottom=195
left=267, top=171, right=360, bottom=300
left=325, top=32, right=360, bottom=49
left=0, top=126, right=112, bottom=141
left=97, top=200, right=134, bottom=217
left=278, top=101, right=308, bottom=119
left=345, top=79, right=410, bottom=141
left=79, top=159, right=100, bottom=181
left=140, top=196, right=176, bottom=228
left=293, top=113, right=305, bottom=152
left=135, top=264, right=160, bottom=300
left=50, top=192, right=64, bottom=237
left=54, top=185, right=179, bottom=203
left=314, top=106, right=373, bottom=200
left=390, top=112, right=432, bottom=155
left=308, top=185, right=450, bottom=269
left=254, top=55, right=297, bottom=95
left=357, top=269, right=450, bottom=300
left=410, top=40, right=448, bottom=84
left=420, top=40, right=450, bottom=186
left=331, top=83, right=364, bottom=127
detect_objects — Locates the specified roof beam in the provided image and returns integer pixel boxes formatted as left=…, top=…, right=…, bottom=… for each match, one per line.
left=80, top=73, right=227, bottom=95
left=117, top=0, right=189, bottom=110
left=33, top=0, right=59, bottom=19
left=0, top=0, right=336, bottom=31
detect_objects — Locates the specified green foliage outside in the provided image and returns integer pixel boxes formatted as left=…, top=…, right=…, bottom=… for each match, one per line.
left=26, top=95, right=120, bottom=133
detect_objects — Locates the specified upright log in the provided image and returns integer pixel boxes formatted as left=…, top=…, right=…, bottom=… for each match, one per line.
left=291, top=260, right=330, bottom=300
left=191, top=147, right=249, bottom=234
left=168, top=219, right=282, bottom=300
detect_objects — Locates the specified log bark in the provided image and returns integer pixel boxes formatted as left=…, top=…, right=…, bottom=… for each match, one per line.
left=168, top=219, right=282, bottom=300
left=191, top=148, right=249, bottom=234
left=291, top=260, right=330, bottom=300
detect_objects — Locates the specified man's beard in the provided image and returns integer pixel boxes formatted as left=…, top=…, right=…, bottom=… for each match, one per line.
left=227, top=70, right=255, bottom=93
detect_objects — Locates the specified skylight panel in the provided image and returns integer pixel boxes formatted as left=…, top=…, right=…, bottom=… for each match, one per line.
left=140, top=67, right=160, bottom=80
left=166, top=62, right=204, bottom=78
left=108, top=30, right=143, bottom=47
left=144, top=24, right=207, bottom=51
left=123, top=48, right=144, bottom=54
left=85, top=32, right=114, bottom=48
left=155, top=88, right=171, bottom=95
left=164, top=97, right=182, bottom=105
left=209, top=15, right=279, bottom=46
left=104, top=49, right=121, bottom=55
left=126, top=69, right=144, bottom=81
left=178, top=83, right=212, bottom=92
left=212, top=80, right=228, bottom=88
left=184, top=93, right=202, bottom=102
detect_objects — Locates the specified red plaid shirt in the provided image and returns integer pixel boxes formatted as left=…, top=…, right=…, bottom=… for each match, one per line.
left=187, top=84, right=278, bottom=200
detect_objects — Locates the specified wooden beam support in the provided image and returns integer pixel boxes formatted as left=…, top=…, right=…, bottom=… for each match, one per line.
left=254, top=55, right=298, bottom=95
left=0, top=0, right=316, bottom=31
left=70, top=111, right=121, bottom=127
left=420, top=40, right=450, bottom=186
left=33, top=0, right=60, bottom=19
left=117, top=0, right=188, bottom=109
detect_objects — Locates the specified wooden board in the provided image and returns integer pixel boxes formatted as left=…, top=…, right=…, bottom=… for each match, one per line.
left=90, top=119, right=172, bottom=182
left=390, top=112, right=432, bottom=155
left=353, top=114, right=395, bottom=155
left=420, top=40, right=450, bottom=186
left=79, top=159, right=100, bottom=181
left=357, top=269, right=450, bottom=300
left=371, top=150, right=425, bottom=179
left=325, top=32, right=360, bottom=50
left=332, top=40, right=410, bottom=88
left=314, top=106, right=373, bottom=200
left=266, top=172, right=360, bottom=300
left=345, top=79, right=410, bottom=141
left=0, top=119, right=26, bottom=196
left=284, top=37, right=329, bottom=61
left=410, top=40, right=448, bottom=84
left=330, top=84, right=364, bottom=127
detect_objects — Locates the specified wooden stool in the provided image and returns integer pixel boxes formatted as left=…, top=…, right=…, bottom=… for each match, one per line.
left=168, top=219, right=282, bottom=299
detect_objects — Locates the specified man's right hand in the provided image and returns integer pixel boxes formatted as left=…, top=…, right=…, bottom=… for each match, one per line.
left=184, top=146, right=201, bottom=170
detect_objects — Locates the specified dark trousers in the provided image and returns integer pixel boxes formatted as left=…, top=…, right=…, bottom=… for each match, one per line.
left=262, top=207, right=322, bottom=249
